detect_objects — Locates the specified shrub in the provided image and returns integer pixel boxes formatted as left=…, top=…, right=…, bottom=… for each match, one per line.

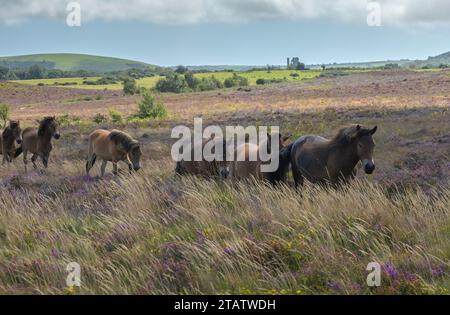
left=137, top=89, right=168, bottom=119
left=123, top=78, right=137, bottom=95
left=109, top=109, right=124, bottom=125
left=184, top=71, right=199, bottom=90
left=196, top=76, right=223, bottom=91
left=256, top=78, right=266, bottom=85
left=93, top=113, right=108, bottom=124
left=155, top=74, right=188, bottom=93
left=224, top=74, right=249, bottom=88
left=0, top=103, right=10, bottom=128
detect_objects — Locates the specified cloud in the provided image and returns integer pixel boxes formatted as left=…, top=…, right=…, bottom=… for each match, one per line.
left=0, top=0, right=449, bottom=28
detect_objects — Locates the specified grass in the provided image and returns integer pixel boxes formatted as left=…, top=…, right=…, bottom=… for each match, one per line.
left=11, top=70, right=323, bottom=91
left=0, top=162, right=448, bottom=295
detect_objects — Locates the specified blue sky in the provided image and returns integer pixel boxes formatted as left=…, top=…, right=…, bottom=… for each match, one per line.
left=1, top=0, right=450, bottom=66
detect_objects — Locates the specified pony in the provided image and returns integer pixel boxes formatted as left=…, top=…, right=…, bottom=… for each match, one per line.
left=86, top=129, right=142, bottom=176
left=19, top=116, right=60, bottom=172
left=175, top=137, right=230, bottom=179
left=284, top=125, right=378, bottom=187
left=230, top=133, right=291, bottom=184
left=1, top=120, right=22, bottom=165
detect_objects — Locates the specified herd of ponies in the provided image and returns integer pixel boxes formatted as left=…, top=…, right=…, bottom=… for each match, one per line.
left=0, top=116, right=378, bottom=187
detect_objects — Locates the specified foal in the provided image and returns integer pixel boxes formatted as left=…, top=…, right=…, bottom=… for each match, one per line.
left=1, top=120, right=22, bottom=165
left=20, top=116, right=61, bottom=172
left=86, top=129, right=142, bottom=177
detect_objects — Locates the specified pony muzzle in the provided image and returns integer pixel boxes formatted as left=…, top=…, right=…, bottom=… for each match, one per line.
left=54, top=133, right=61, bottom=140
left=362, top=159, right=375, bottom=174
left=219, top=167, right=230, bottom=179
left=16, top=138, right=23, bottom=144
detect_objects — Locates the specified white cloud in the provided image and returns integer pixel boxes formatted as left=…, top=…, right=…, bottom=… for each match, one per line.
left=0, top=0, right=449, bottom=27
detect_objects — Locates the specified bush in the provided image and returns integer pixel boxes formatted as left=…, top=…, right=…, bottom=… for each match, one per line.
left=0, top=103, right=10, bottom=128
left=137, top=89, right=168, bottom=119
left=224, top=74, right=249, bottom=88
left=123, top=78, right=137, bottom=95
left=256, top=78, right=266, bottom=85
left=184, top=71, right=199, bottom=90
left=109, top=110, right=124, bottom=125
left=155, top=74, right=188, bottom=93
left=93, top=113, right=108, bottom=124
left=196, top=76, right=223, bottom=91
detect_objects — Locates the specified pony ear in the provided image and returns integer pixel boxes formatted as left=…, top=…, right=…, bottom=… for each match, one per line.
left=370, top=126, right=378, bottom=135
left=356, top=125, right=361, bottom=131
left=282, top=134, right=292, bottom=142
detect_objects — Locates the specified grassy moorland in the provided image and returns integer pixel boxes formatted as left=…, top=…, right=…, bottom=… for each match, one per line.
left=11, top=69, right=323, bottom=90
left=0, top=69, right=449, bottom=294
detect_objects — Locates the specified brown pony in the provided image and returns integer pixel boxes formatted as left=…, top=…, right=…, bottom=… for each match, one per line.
left=19, top=116, right=60, bottom=172
left=175, top=138, right=230, bottom=179
left=86, top=129, right=142, bottom=176
left=284, top=125, right=378, bottom=187
left=230, top=133, right=291, bottom=184
left=1, top=120, right=22, bottom=165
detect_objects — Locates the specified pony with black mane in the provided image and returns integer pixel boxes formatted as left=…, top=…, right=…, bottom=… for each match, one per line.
left=1, top=120, right=22, bottom=165
left=86, top=129, right=142, bottom=176
left=282, top=125, right=378, bottom=187
left=18, top=116, right=60, bottom=172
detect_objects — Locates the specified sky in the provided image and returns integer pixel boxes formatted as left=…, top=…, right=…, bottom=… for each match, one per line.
left=1, top=0, right=450, bottom=66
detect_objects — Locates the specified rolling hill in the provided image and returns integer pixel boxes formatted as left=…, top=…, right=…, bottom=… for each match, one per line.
left=0, top=53, right=159, bottom=73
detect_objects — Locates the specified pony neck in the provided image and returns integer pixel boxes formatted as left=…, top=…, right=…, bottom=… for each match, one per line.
left=39, top=129, right=53, bottom=142
left=333, top=141, right=360, bottom=174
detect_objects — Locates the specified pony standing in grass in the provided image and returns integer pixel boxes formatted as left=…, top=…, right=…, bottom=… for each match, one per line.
left=230, top=133, right=291, bottom=184
left=1, top=120, right=22, bottom=165
left=19, top=116, right=60, bottom=172
left=284, top=125, right=378, bottom=187
left=86, top=129, right=142, bottom=177
left=175, top=137, right=230, bottom=179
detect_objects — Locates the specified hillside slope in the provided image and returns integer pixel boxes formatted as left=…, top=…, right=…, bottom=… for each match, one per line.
left=0, top=53, right=158, bottom=73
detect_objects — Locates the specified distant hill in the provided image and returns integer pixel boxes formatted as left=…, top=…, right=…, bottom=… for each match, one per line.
left=0, top=53, right=159, bottom=73
left=406, top=51, right=450, bottom=68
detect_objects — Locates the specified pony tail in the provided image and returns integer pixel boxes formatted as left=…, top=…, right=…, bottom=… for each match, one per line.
left=280, top=143, right=293, bottom=162
left=14, top=146, right=23, bottom=158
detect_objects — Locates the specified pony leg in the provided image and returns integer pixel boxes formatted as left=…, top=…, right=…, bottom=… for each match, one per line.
left=23, top=150, right=29, bottom=173
left=100, top=160, right=108, bottom=177
left=41, top=154, right=49, bottom=169
left=292, top=168, right=304, bottom=189
left=31, top=154, right=38, bottom=169
left=112, top=162, right=118, bottom=175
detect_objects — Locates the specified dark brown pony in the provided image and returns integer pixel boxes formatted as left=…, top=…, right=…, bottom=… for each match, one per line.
left=1, top=120, right=22, bottom=165
left=284, top=125, right=378, bottom=187
left=19, top=116, right=61, bottom=172
left=175, top=138, right=230, bottom=179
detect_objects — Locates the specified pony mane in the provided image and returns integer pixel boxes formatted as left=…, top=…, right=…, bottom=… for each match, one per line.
left=38, top=117, right=56, bottom=136
left=109, top=130, right=138, bottom=151
left=330, top=125, right=372, bottom=145
left=2, top=121, right=19, bottom=140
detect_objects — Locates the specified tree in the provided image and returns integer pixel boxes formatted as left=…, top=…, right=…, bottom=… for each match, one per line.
left=0, top=103, right=10, bottom=128
left=137, top=89, right=167, bottom=119
left=27, top=65, right=46, bottom=79
left=0, top=66, right=8, bottom=79
left=123, top=78, right=137, bottom=95
left=184, top=71, right=199, bottom=90
left=175, top=65, right=188, bottom=74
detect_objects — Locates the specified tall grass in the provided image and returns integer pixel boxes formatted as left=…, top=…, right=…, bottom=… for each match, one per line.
left=0, top=160, right=448, bottom=295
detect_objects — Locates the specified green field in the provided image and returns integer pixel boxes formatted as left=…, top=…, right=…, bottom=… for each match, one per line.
left=0, top=53, right=156, bottom=73
left=11, top=70, right=323, bottom=90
